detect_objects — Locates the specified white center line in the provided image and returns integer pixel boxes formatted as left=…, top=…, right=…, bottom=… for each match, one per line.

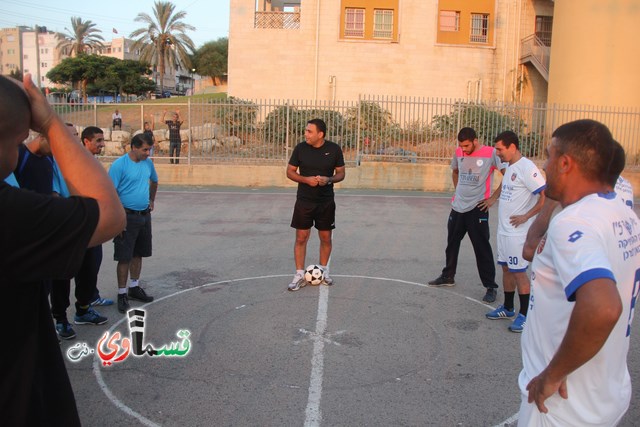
left=304, top=284, right=329, bottom=427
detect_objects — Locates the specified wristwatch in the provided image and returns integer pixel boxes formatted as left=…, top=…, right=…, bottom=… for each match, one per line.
left=327, top=178, right=333, bottom=185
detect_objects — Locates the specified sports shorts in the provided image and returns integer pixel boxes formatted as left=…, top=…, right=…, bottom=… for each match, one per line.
left=113, top=212, right=152, bottom=262
left=290, top=199, right=336, bottom=231
left=497, top=233, right=529, bottom=272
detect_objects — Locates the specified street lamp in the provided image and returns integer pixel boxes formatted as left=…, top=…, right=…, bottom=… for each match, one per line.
left=191, top=68, right=196, bottom=95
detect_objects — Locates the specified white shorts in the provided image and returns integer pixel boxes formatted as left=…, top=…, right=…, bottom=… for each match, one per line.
left=497, top=233, right=529, bottom=272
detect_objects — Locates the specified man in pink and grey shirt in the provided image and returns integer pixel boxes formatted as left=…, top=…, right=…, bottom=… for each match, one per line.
left=429, top=127, right=505, bottom=302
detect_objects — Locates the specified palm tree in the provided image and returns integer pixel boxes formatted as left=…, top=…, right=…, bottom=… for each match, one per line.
left=56, top=17, right=104, bottom=57
left=130, top=1, right=196, bottom=96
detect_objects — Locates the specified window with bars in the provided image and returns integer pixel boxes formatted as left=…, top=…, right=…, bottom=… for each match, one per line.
left=345, top=8, right=365, bottom=38
left=535, top=16, right=553, bottom=46
left=373, top=9, right=393, bottom=39
left=439, top=10, right=460, bottom=32
left=470, top=13, right=489, bottom=43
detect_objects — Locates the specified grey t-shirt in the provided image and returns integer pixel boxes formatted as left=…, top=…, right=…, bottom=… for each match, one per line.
left=450, top=145, right=503, bottom=213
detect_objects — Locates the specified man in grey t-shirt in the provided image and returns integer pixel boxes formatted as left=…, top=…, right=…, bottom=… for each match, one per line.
left=428, top=127, right=504, bottom=302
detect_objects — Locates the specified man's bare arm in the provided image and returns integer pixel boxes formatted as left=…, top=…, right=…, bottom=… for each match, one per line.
left=523, top=199, right=559, bottom=261
left=22, top=75, right=125, bottom=247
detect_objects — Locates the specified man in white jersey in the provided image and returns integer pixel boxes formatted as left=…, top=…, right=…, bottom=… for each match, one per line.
left=518, top=120, right=640, bottom=426
left=485, top=131, right=545, bottom=333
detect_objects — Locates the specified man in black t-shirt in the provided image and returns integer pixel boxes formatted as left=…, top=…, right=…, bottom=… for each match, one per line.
left=286, top=118, right=345, bottom=291
left=0, top=74, right=125, bottom=426
left=162, top=109, right=183, bottom=164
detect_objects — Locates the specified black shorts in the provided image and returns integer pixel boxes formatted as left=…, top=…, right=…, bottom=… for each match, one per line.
left=290, top=199, right=336, bottom=231
left=113, top=212, right=152, bottom=261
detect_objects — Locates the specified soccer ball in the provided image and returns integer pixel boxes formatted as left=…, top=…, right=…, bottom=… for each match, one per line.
left=304, top=265, right=325, bottom=286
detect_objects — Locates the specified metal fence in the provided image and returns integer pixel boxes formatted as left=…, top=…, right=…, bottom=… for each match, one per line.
left=55, top=96, right=640, bottom=167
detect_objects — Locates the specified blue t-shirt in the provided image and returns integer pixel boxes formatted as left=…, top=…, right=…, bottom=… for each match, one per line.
left=4, top=173, right=19, bottom=188
left=52, top=161, right=70, bottom=198
left=108, top=154, right=158, bottom=210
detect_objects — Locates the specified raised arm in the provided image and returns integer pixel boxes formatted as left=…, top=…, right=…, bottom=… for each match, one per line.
left=23, top=75, right=125, bottom=247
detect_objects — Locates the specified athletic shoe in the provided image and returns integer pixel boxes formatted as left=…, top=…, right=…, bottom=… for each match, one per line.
left=322, top=273, right=334, bottom=286
left=485, top=304, right=516, bottom=320
left=128, top=286, right=154, bottom=303
left=427, top=275, right=455, bottom=287
left=56, top=322, right=76, bottom=340
left=509, top=313, right=526, bottom=333
left=118, top=294, right=130, bottom=313
left=90, top=296, right=114, bottom=306
left=74, top=307, right=108, bottom=325
left=483, top=288, right=497, bottom=303
left=288, top=273, right=307, bottom=291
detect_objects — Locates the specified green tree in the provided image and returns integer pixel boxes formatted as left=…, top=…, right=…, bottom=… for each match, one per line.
left=93, top=60, right=156, bottom=97
left=8, top=68, right=22, bottom=81
left=193, top=38, right=228, bottom=85
left=130, top=1, right=196, bottom=96
left=56, top=17, right=104, bottom=57
left=47, top=55, right=117, bottom=101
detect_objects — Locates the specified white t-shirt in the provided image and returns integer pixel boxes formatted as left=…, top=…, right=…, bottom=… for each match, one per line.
left=497, top=157, right=546, bottom=236
left=616, top=175, right=634, bottom=209
left=519, top=192, right=640, bottom=426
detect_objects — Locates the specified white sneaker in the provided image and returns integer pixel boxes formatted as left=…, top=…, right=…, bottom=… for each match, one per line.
left=322, top=273, right=333, bottom=286
left=288, top=272, right=306, bottom=291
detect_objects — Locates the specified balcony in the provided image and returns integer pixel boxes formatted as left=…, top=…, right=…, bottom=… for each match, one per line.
left=520, top=34, right=550, bottom=81
left=254, top=11, right=300, bottom=29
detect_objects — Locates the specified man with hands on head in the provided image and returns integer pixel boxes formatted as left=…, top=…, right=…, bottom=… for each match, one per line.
left=0, top=74, right=124, bottom=426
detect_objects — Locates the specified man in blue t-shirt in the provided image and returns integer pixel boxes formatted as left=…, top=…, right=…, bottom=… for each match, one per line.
left=286, top=118, right=345, bottom=291
left=109, top=133, right=159, bottom=313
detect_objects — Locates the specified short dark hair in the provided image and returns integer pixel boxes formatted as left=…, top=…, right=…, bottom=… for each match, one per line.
left=458, top=127, right=477, bottom=143
left=81, top=126, right=103, bottom=143
left=307, top=118, right=327, bottom=139
left=0, top=76, right=30, bottom=141
left=494, top=130, right=520, bottom=150
left=552, top=119, right=617, bottom=184
left=608, top=140, right=626, bottom=187
left=131, top=132, right=153, bottom=148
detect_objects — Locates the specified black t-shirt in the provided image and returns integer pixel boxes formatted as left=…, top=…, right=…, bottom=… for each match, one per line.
left=289, top=140, right=345, bottom=202
left=14, top=144, right=54, bottom=194
left=165, top=120, right=182, bottom=143
left=0, top=182, right=99, bottom=426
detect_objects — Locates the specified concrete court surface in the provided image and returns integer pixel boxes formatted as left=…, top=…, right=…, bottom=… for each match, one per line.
left=62, top=187, right=640, bottom=427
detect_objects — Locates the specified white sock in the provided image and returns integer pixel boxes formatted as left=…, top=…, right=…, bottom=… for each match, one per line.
left=129, top=279, right=139, bottom=288
left=320, top=265, right=329, bottom=274
left=296, top=269, right=304, bottom=276
left=118, top=288, right=127, bottom=295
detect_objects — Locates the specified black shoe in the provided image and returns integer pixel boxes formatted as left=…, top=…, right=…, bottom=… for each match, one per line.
left=128, top=286, right=154, bottom=303
left=427, top=275, right=455, bottom=287
left=483, top=288, right=497, bottom=303
left=117, top=294, right=130, bottom=313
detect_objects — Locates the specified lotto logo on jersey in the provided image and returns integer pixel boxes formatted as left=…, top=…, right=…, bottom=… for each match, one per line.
left=568, top=230, right=584, bottom=243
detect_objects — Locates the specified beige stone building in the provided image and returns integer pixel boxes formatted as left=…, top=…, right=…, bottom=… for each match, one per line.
left=229, top=0, right=554, bottom=103
left=0, top=27, right=24, bottom=76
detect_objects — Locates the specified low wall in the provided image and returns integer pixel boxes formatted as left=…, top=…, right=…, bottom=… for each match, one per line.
left=142, top=162, right=640, bottom=194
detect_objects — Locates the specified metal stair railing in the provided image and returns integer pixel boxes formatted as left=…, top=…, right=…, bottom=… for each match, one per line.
left=520, top=34, right=550, bottom=81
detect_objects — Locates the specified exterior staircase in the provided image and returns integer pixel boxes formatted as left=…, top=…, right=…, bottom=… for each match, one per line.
left=520, top=34, right=550, bottom=81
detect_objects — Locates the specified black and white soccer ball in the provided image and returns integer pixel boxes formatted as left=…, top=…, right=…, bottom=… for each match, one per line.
left=304, top=265, right=325, bottom=286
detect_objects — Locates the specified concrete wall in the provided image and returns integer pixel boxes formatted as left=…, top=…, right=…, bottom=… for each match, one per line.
left=228, top=0, right=527, bottom=103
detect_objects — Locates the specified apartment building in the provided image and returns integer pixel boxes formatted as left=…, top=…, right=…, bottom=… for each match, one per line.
left=0, top=27, right=24, bottom=76
left=21, top=28, right=61, bottom=88
left=229, top=0, right=639, bottom=111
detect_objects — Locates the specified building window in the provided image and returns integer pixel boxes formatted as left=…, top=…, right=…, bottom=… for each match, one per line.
left=344, top=8, right=365, bottom=38
left=7, top=35, right=14, bottom=42
left=373, top=9, right=393, bottom=39
left=439, top=10, right=460, bottom=32
left=535, top=16, right=553, bottom=46
left=23, top=54, right=28, bottom=59
left=41, top=62, right=47, bottom=68
left=470, top=13, right=489, bottom=43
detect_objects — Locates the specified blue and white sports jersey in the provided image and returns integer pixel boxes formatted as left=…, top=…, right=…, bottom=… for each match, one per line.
left=497, top=157, right=546, bottom=236
left=519, top=192, right=640, bottom=426
left=616, top=175, right=634, bottom=210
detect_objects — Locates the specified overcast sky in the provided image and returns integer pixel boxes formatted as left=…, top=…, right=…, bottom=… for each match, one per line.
left=0, top=0, right=230, bottom=49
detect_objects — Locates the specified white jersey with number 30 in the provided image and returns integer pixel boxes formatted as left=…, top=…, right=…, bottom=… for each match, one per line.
left=519, top=192, right=640, bottom=426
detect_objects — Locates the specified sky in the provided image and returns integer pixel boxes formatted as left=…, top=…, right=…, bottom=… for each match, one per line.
left=0, top=0, right=230, bottom=49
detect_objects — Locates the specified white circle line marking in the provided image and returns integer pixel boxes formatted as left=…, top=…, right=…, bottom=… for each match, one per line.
left=92, top=274, right=516, bottom=426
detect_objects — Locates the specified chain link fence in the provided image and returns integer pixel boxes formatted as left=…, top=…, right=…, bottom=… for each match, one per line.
left=54, top=96, right=640, bottom=167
